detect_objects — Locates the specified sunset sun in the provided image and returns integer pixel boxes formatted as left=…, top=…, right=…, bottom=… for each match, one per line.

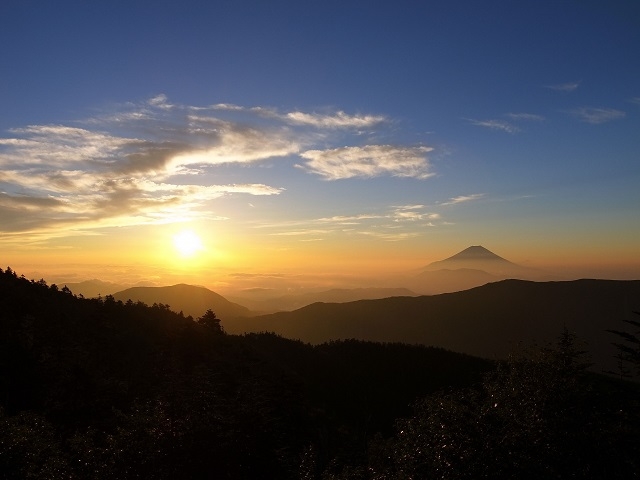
left=173, top=230, right=204, bottom=257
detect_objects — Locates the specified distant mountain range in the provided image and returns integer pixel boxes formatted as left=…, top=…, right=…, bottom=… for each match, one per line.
left=50, top=252, right=640, bottom=375
left=62, top=279, right=127, bottom=298
left=225, top=279, right=640, bottom=374
left=61, top=246, right=544, bottom=309
left=112, top=284, right=251, bottom=319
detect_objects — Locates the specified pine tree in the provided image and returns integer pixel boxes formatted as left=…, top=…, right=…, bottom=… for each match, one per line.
left=607, top=311, right=640, bottom=378
left=197, top=309, right=224, bottom=334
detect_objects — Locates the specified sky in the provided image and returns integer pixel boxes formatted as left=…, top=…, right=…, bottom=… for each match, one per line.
left=1, top=0, right=639, bottom=292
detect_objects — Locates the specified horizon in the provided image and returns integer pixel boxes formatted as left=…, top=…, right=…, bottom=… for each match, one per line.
left=6, top=243, right=638, bottom=300
left=2, top=2, right=639, bottom=291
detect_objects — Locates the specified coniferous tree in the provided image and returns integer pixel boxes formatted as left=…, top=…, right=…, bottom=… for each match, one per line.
left=607, top=312, right=640, bottom=378
left=197, top=309, right=224, bottom=333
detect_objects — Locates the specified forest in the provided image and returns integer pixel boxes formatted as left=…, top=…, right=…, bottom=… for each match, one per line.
left=1, top=266, right=639, bottom=479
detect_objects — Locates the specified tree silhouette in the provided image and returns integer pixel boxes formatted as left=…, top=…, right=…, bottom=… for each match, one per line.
left=380, top=330, right=633, bottom=479
left=197, top=309, right=224, bottom=334
left=607, top=311, right=640, bottom=378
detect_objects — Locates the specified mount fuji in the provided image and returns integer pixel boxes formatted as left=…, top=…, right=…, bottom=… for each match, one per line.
left=409, top=246, right=542, bottom=294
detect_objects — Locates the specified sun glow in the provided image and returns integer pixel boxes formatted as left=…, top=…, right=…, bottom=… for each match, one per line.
left=173, top=230, right=204, bottom=257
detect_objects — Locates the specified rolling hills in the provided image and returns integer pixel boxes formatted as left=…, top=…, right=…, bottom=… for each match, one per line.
left=227, top=287, right=418, bottom=314
left=225, top=279, right=640, bottom=374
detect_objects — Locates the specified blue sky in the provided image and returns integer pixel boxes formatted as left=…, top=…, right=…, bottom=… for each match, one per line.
left=1, top=0, right=639, bottom=287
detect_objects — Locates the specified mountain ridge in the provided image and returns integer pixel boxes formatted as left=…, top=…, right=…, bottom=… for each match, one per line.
left=227, top=286, right=418, bottom=314
left=225, top=278, right=640, bottom=374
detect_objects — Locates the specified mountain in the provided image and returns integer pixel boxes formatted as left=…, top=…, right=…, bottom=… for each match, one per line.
left=113, top=284, right=252, bottom=319
left=423, top=245, right=532, bottom=275
left=225, top=279, right=640, bottom=374
left=409, top=245, right=542, bottom=294
left=61, top=279, right=126, bottom=298
left=433, top=244, right=510, bottom=262
left=228, top=287, right=418, bottom=313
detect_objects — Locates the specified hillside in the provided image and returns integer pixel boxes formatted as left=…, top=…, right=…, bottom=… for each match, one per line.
left=113, top=283, right=252, bottom=318
left=0, top=267, right=490, bottom=478
left=2, top=267, right=639, bottom=478
left=226, top=279, right=640, bottom=374
left=228, top=286, right=418, bottom=313
left=410, top=268, right=499, bottom=294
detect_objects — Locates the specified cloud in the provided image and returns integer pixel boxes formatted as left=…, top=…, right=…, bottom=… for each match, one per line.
left=254, top=204, right=442, bottom=243
left=545, top=82, right=580, bottom=92
left=314, top=205, right=439, bottom=226
left=466, top=119, right=519, bottom=133
left=391, top=205, right=440, bottom=222
left=0, top=175, right=281, bottom=235
left=147, top=94, right=174, bottom=110
left=0, top=125, right=139, bottom=167
left=0, top=118, right=287, bottom=237
left=0, top=94, right=432, bottom=241
left=268, top=229, right=330, bottom=237
left=505, top=113, right=545, bottom=122
left=440, top=194, right=485, bottom=206
left=357, top=230, right=422, bottom=241
left=570, top=107, right=626, bottom=124
left=298, top=145, right=434, bottom=180
left=210, top=103, right=245, bottom=111
left=316, top=214, right=384, bottom=224
left=209, top=103, right=386, bottom=130
left=284, top=111, right=386, bottom=129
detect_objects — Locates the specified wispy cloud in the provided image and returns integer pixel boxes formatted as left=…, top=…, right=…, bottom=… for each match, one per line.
left=545, top=82, right=580, bottom=92
left=0, top=95, right=435, bottom=241
left=298, top=145, right=434, bottom=180
left=209, top=103, right=386, bottom=129
left=316, top=214, right=384, bottom=225
left=466, top=119, right=520, bottom=133
left=505, top=113, right=545, bottom=122
left=252, top=204, right=442, bottom=242
left=147, top=94, right=174, bottom=110
left=390, top=205, right=440, bottom=222
left=440, top=194, right=485, bottom=206
left=569, top=107, right=626, bottom=124
left=268, top=229, right=330, bottom=237
left=284, top=111, right=386, bottom=129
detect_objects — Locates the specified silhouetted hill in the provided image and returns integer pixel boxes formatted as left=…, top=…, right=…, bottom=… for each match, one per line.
left=113, top=283, right=252, bottom=319
left=411, top=268, right=499, bottom=294
left=226, top=279, right=640, bottom=374
left=229, top=287, right=418, bottom=313
left=0, top=267, right=495, bottom=478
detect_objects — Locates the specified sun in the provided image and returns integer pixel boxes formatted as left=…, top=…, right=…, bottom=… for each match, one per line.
left=173, top=230, right=204, bottom=257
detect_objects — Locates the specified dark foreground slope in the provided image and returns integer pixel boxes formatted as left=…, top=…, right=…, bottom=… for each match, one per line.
left=226, top=279, right=640, bottom=374
left=0, top=267, right=489, bottom=479
left=3, top=268, right=639, bottom=479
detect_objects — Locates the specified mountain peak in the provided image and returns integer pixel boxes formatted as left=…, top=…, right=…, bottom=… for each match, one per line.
left=444, top=245, right=509, bottom=262
left=422, top=246, right=519, bottom=277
